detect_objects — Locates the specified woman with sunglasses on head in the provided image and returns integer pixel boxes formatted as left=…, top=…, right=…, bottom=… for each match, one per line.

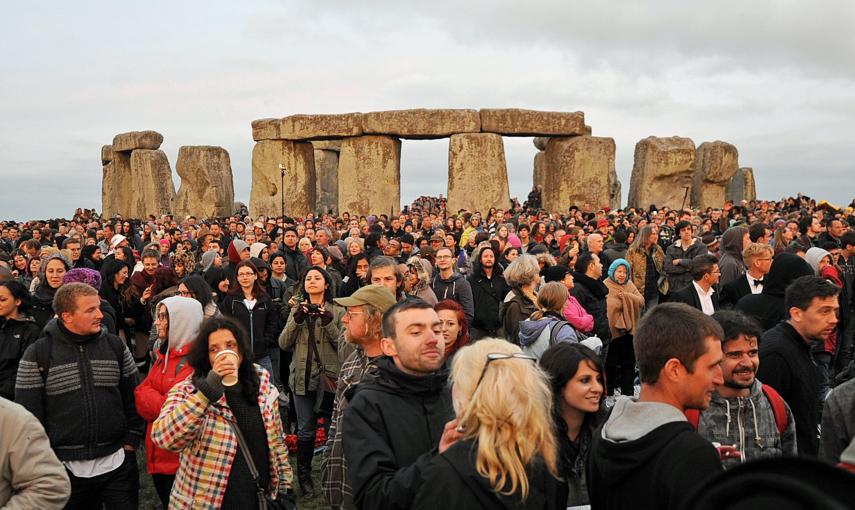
left=539, top=342, right=605, bottom=509
left=413, top=338, right=566, bottom=509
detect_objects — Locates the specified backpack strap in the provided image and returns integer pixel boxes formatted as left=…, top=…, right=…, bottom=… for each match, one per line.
left=548, top=320, right=570, bottom=346
left=684, top=409, right=701, bottom=430
left=35, top=337, right=52, bottom=382
left=760, top=384, right=788, bottom=436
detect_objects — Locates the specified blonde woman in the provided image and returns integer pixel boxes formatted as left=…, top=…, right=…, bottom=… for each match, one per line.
left=412, top=339, right=566, bottom=509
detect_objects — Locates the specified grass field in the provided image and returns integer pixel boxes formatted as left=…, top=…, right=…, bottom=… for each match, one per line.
left=137, top=449, right=328, bottom=510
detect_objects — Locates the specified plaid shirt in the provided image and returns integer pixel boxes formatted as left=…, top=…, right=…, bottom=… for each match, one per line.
left=321, top=348, right=379, bottom=510
left=151, top=366, right=293, bottom=509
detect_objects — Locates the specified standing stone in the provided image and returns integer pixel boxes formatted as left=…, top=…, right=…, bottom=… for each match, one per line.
left=129, top=150, right=176, bottom=218
left=479, top=109, right=586, bottom=136
left=726, top=167, right=757, bottom=203
left=101, top=162, right=116, bottom=218
left=314, top=149, right=339, bottom=215
left=692, top=141, right=739, bottom=209
left=542, top=137, right=618, bottom=212
left=362, top=109, right=480, bottom=139
left=533, top=151, right=546, bottom=191
left=338, top=136, right=401, bottom=217
left=101, top=145, right=113, bottom=165
left=173, top=146, right=235, bottom=219
left=609, top=168, right=622, bottom=211
left=447, top=133, right=510, bottom=214
left=311, top=140, right=342, bottom=152
left=250, top=140, right=316, bottom=218
left=102, top=151, right=133, bottom=218
left=112, top=130, right=163, bottom=152
left=628, top=137, right=696, bottom=210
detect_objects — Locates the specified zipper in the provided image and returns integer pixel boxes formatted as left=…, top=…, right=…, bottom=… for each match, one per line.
left=78, top=344, right=96, bottom=459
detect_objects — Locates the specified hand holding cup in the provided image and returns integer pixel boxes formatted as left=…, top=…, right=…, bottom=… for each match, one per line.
left=213, top=349, right=240, bottom=386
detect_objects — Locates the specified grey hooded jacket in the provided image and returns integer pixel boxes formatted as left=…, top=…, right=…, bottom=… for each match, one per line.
left=696, top=379, right=797, bottom=469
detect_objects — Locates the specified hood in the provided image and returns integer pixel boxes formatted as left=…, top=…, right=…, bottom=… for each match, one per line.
left=350, top=356, right=449, bottom=399
left=519, top=316, right=560, bottom=347
left=160, top=296, right=203, bottom=352
left=804, top=247, right=831, bottom=275
left=607, top=258, right=631, bottom=283
left=720, top=227, right=747, bottom=258
left=710, top=379, right=763, bottom=407
left=227, top=239, right=248, bottom=264
left=434, top=271, right=465, bottom=284
left=761, top=253, right=813, bottom=296
left=200, top=250, right=218, bottom=272
left=592, top=397, right=694, bottom=484
left=250, top=242, right=268, bottom=259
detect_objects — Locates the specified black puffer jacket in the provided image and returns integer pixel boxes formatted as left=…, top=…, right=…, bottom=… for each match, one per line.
left=735, top=253, right=813, bottom=331
left=571, top=272, right=611, bottom=342
left=220, top=294, right=279, bottom=361
left=342, top=357, right=453, bottom=510
left=0, top=315, right=40, bottom=400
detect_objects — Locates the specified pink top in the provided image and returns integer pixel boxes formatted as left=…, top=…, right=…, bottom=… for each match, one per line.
left=564, top=294, right=594, bottom=333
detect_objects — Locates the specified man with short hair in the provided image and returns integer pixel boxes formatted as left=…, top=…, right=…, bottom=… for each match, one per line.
left=669, top=254, right=721, bottom=315
left=819, top=217, right=845, bottom=249
left=586, top=233, right=609, bottom=273
left=694, top=310, right=797, bottom=467
left=572, top=252, right=611, bottom=343
left=63, top=238, right=93, bottom=269
left=665, top=220, right=709, bottom=293
left=757, top=275, right=840, bottom=455
left=720, top=243, right=774, bottom=308
left=367, top=256, right=404, bottom=301
left=16, top=283, right=143, bottom=509
left=341, top=299, right=454, bottom=510
left=281, top=227, right=308, bottom=281
left=430, top=247, right=474, bottom=325
left=587, top=303, right=724, bottom=510
left=794, top=216, right=822, bottom=250
left=468, top=246, right=510, bottom=340
left=749, top=222, right=772, bottom=244
left=323, top=285, right=397, bottom=510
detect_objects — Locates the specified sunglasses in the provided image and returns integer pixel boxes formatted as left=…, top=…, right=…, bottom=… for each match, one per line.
left=474, top=352, right=537, bottom=389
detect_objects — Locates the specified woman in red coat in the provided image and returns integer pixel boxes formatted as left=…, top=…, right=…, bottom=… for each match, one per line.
left=134, top=296, right=204, bottom=507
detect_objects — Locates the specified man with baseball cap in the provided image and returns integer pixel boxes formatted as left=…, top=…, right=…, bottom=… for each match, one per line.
left=322, top=285, right=397, bottom=510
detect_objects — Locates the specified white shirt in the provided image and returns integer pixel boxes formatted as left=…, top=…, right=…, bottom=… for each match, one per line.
left=746, top=273, right=764, bottom=294
left=692, top=281, right=716, bottom=316
left=63, top=447, right=125, bottom=478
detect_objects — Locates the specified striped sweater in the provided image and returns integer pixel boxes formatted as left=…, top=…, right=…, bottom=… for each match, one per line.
left=14, top=320, right=144, bottom=461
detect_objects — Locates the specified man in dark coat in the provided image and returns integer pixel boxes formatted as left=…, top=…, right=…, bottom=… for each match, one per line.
left=571, top=253, right=610, bottom=343
left=736, top=253, right=814, bottom=331
left=341, top=300, right=454, bottom=510
left=467, top=246, right=510, bottom=340
left=757, top=275, right=840, bottom=456
left=668, top=254, right=721, bottom=315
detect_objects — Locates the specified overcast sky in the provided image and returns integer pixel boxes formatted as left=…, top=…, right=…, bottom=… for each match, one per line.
left=1, top=1, right=853, bottom=220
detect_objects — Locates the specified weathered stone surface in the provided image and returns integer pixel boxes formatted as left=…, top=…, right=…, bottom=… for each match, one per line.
left=281, top=113, right=363, bottom=140
left=101, top=145, right=113, bottom=165
left=112, top=130, right=163, bottom=152
left=447, top=134, right=510, bottom=214
left=311, top=140, right=342, bottom=152
left=609, top=167, right=622, bottom=211
left=314, top=149, right=339, bottom=215
left=479, top=109, right=586, bottom=136
left=533, top=151, right=546, bottom=191
left=338, top=136, right=401, bottom=217
left=362, top=109, right=480, bottom=139
left=542, top=137, right=618, bottom=212
left=628, top=137, right=696, bottom=210
left=128, top=150, right=176, bottom=218
left=692, top=141, right=739, bottom=209
left=533, top=137, right=549, bottom=151
left=173, top=146, right=235, bottom=219
left=250, top=140, right=316, bottom=218
left=251, top=118, right=281, bottom=141
left=101, top=162, right=117, bottom=218
left=726, top=167, right=757, bottom=203
left=103, top=152, right=133, bottom=218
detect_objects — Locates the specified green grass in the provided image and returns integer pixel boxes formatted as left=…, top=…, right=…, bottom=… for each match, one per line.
left=137, top=448, right=328, bottom=510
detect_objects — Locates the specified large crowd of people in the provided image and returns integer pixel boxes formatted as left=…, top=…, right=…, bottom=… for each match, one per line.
left=1, top=189, right=855, bottom=509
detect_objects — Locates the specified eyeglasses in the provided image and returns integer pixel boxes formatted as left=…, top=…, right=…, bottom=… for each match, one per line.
left=474, top=353, right=537, bottom=389
left=237, top=272, right=255, bottom=278
left=344, top=310, right=365, bottom=318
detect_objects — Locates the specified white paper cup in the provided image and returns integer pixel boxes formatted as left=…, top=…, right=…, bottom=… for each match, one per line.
left=214, top=349, right=239, bottom=386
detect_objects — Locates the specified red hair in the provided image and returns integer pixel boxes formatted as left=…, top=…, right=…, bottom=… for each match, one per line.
left=435, top=299, right=470, bottom=360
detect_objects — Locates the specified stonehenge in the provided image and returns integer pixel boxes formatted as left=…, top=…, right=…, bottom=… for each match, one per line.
left=174, top=146, right=235, bottom=219
left=101, top=131, right=176, bottom=219
left=101, top=111, right=760, bottom=220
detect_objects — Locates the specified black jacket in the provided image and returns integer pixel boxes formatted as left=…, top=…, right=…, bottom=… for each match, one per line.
left=500, top=288, right=539, bottom=345
left=757, top=321, right=821, bottom=455
left=14, top=320, right=143, bottom=461
left=220, top=294, right=279, bottom=361
left=431, top=272, right=475, bottom=325
left=341, top=357, right=454, bottom=510
left=30, top=286, right=56, bottom=330
left=412, top=439, right=567, bottom=510
left=571, top=273, right=611, bottom=342
left=468, top=264, right=510, bottom=333
left=735, top=253, right=813, bottom=331
left=587, top=421, right=721, bottom=510
left=0, top=315, right=40, bottom=400
left=281, top=245, right=308, bottom=282
left=668, top=282, right=720, bottom=314
left=719, top=274, right=752, bottom=309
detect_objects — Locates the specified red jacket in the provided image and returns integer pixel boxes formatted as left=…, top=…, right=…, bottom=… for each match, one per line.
left=134, top=346, right=194, bottom=474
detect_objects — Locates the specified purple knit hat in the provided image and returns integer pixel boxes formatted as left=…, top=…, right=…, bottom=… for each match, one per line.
left=62, top=268, right=102, bottom=290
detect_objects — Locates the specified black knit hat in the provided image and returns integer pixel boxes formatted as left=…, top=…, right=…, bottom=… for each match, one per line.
left=543, top=265, right=571, bottom=283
